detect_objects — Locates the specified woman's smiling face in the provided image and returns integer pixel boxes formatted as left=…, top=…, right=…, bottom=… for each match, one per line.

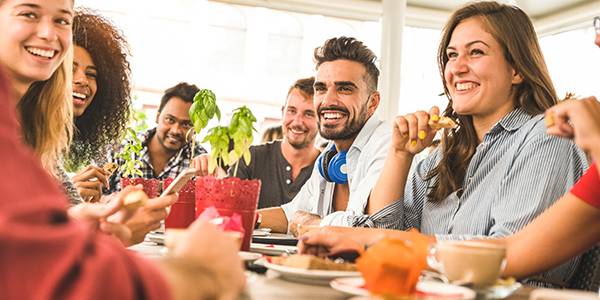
left=0, top=0, right=73, bottom=93
left=444, top=17, right=522, bottom=121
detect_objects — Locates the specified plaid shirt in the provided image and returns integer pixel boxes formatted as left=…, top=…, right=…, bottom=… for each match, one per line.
left=105, top=128, right=206, bottom=193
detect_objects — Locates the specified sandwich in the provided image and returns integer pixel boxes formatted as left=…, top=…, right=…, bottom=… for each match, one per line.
left=428, top=116, right=457, bottom=130
left=102, top=162, right=118, bottom=176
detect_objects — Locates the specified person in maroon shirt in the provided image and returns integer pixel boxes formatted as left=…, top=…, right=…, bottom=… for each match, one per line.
left=0, top=0, right=244, bottom=298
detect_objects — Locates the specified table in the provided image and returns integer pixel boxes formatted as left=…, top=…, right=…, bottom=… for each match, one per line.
left=129, top=242, right=532, bottom=299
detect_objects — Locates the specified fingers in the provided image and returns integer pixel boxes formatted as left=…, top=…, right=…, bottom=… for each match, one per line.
left=74, top=181, right=103, bottom=202
left=193, top=154, right=210, bottom=177
left=415, top=111, right=430, bottom=141
left=145, top=193, right=178, bottom=210
left=72, top=165, right=110, bottom=188
left=100, top=221, right=132, bottom=244
left=68, top=202, right=113, bottom=221
left=429, top=106, right=440, bottom=119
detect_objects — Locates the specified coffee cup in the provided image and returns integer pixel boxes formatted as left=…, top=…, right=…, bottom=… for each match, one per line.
left=428, top=240, right=506, bottom=287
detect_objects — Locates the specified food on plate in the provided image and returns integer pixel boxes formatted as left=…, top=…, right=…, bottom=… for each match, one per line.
left=102, top=162, right=118, bottom=176
left=428, top=116, right=457, bottom=130
left=271, top=254, right=356, bottom=271
left=122, top=189, right=148, bottom=210
left=357, top=230, right=429, bottom=297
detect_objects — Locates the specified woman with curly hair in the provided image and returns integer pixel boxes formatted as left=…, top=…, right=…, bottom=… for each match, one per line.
left=68, top=9, right=132, bottom=202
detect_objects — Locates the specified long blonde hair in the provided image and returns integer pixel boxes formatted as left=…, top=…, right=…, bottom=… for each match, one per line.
left=18, top=48, right=74, bottom=175
left=426, top=1, right=557, bottom=202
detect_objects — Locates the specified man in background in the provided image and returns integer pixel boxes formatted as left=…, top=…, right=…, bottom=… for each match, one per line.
left=230, top=77, right=320, bottom=209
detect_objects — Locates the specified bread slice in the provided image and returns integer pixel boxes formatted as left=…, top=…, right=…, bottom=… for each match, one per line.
left=272, top=254, right=356, bottom=271
left=102, top=163, right=118, bottom=176
left=428, top=116, right=457, bottom=130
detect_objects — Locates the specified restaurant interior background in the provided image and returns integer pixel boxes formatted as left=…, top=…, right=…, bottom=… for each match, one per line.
left=77, top=0, right=600, bottom=143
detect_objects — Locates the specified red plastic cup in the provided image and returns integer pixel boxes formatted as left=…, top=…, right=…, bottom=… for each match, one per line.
left=120, top=178, right=160, bottom=198
left=164, top=177, right=196, bottom=229
left=195, top=176, right=261, bottom=251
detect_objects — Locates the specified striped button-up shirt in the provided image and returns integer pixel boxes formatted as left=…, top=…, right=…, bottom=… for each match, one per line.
left=363, top=108, right=588, bottom=285
left=106, top=128, right=206, bottom=193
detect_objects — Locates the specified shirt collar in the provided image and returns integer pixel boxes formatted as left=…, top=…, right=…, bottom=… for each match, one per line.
left=349, top=111, right=383, bottom=152
left=488, top=108, right=532, bottom=136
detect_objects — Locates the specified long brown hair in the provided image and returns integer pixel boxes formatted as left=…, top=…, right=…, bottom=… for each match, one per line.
left=18, top=51, right=74, bottom=175
left=427, top=1, right=557, bottom=202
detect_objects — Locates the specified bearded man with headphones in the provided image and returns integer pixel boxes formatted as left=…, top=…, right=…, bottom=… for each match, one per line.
left=258, top=37, right=399, bottom=235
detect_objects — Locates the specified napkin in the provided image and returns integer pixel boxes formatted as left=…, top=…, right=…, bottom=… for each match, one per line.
left=197, top=206, right=245, bottom=235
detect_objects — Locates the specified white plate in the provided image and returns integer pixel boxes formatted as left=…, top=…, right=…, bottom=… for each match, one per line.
left=262, top=260, right=360, bottom=285
left=146, top=232, right=165, bottom=245
left=253, top=229, right=271, bottom=236
left=250, top=243, right=297, bottom=256
left=239, top=251, right=262, bottom=262
left=331, top=277, right=476, bottom=299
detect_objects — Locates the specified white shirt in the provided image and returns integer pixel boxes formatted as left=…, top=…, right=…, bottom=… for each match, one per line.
left=281, top=113, right=391, bottom=227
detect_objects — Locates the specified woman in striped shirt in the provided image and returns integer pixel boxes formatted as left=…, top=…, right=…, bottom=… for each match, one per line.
left=302, top=1, right=589, bottom=286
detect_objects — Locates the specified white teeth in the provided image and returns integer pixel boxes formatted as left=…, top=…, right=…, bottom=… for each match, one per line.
left=323, top=112, right=343, bottom=120
left=456, top=82, right=479, bottom=91
left=26, top=47, right=55, bottom=59
left=73, top=92, right=86, bottom=100
left=290, top=128, right=304, bottom=134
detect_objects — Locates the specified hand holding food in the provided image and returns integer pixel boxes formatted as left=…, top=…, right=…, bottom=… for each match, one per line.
left=72, top=164, right=111, bottom=202
left=391, top=106, right=444, bottom=155
left=123, top=193, right=178, bottom=245
left=68, top=185, right=146, bottom=245
left=545, top=96, right=600, bottom=161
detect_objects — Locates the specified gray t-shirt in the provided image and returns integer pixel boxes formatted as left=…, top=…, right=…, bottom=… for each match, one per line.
left=229, top=140, right=314, bottom=209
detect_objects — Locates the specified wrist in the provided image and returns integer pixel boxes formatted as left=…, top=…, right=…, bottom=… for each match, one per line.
left=389, top=147, right=415, bottom=160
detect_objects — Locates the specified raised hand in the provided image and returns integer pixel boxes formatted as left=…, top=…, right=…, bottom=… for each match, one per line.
left=546, top=96, right=600, bottom=161
left=391, top=106, right=441, bottom=155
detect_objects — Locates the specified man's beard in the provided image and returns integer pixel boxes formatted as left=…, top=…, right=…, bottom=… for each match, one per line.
left=318, top=105, right=369, bottom=141
left=286, top=126, right=315, bottom=150
left=157, top=131, right=184, bottom=153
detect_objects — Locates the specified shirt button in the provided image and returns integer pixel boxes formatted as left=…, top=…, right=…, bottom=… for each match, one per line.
left=286, top=166, right=291, bottom=171
left=286, top=179, right=291, bottom=184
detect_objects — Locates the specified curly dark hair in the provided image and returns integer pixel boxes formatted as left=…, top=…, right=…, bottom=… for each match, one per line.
left=68, top=9, right=131, bottom=169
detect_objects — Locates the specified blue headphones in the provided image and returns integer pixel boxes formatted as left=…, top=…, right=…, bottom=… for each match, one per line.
left=317, top=144, right=348, bottom=184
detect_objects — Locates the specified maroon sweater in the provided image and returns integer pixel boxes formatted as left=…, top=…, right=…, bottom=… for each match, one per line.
left=0, top=70, right=170, bottom=299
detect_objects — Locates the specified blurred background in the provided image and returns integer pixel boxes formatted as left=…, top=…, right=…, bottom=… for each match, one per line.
left=76, top=0, right=600, bottom=139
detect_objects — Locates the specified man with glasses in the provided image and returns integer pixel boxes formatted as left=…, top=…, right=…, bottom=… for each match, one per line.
left=106, top=82, right=207, bottom=193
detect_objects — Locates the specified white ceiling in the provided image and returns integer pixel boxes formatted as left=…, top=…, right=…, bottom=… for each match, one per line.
left=213, top=0, right=600, bottom=35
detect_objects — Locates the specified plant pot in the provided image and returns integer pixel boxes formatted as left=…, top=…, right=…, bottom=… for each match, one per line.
left=195, top=176, right=261, bottom=251
left=164, top=177, right=196, bottom=229
left=120, top=178, right=161, bottom=198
